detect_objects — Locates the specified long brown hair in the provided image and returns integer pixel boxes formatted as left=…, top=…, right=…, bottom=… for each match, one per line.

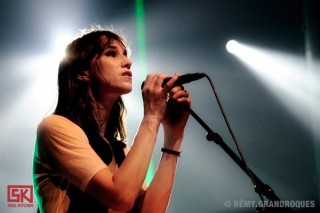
left=54, top=27, right=129, bottom=143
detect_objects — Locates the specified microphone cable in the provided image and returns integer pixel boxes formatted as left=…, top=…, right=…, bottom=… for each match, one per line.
left=202, top=73, right=264, bottom=201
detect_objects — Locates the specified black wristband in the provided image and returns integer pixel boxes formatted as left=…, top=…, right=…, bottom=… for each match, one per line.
left=161, top=148, right=181, bottom=157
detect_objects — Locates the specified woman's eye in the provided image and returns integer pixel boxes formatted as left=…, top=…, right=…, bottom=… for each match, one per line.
left=106, top=51, right=116, bottom=57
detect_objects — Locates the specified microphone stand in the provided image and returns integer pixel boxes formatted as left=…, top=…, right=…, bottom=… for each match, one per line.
left=183, top=104, right=293, bottom=213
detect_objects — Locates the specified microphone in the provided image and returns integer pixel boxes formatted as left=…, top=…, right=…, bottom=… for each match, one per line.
left=141, top=73, right=206, bottom=90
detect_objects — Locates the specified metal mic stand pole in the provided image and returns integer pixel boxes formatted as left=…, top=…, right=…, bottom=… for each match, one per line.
left=183, top=104, right=293, bottom=212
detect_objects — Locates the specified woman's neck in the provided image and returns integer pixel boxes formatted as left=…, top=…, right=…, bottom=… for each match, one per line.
left=92, top=95, right=118, bottom=136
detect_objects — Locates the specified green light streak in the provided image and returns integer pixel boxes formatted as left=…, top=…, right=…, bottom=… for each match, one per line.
left=135, top=0, right=154, bottom=185
left=135, top=0, right=147, bottom=78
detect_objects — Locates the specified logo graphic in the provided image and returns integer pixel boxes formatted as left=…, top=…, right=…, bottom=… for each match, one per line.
left=7, top=185, right=34, bottom=208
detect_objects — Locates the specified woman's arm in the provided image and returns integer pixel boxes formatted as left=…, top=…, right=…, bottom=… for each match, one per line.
left=137, top=85, right=191, bottom=213
left=85, top=116, right=160, bottom=211
left=85, top=74, right=182, bottom=212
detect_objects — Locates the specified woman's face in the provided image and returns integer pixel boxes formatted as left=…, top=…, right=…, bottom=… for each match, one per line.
left=91, top=38, right=132, bottom=97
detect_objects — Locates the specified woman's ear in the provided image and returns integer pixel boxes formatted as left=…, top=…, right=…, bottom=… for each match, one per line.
left=76, top=70, right=90, bottom=82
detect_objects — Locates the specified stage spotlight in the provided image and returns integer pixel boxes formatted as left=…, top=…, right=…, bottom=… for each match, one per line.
left=226, top=40, right=240, bottom=54
left=227, top=40, right=320, bottom=139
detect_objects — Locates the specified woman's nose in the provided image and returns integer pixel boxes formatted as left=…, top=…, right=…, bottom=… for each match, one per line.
left=122, top=56, right=132, bottom=69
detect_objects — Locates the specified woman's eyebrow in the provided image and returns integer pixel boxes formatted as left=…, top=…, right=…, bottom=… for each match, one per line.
left=105, top=45, right=117, bottom=49
left=105, top=45, right=127, bottom=55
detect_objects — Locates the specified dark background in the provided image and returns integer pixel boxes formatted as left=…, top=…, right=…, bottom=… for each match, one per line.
left=0, top=0, right=319, bottom=212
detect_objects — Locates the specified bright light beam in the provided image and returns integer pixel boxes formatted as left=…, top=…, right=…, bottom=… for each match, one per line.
left=226, top=40, right=320, bottom=139
left=226, top=40, right=240, bottom=54
left=134, top=0, right=155, bottom=185
left=21, top=32, right=74, bottom=125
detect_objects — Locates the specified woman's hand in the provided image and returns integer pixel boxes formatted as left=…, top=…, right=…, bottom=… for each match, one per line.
left=141, top=73, right=173, bottom=122
left=141, top=73, right=191, bottom=148
left=162, top=74, right=191, bottom=149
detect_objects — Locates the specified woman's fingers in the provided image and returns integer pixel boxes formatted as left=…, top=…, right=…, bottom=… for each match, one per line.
left=169, top=86, right=189, bottom=100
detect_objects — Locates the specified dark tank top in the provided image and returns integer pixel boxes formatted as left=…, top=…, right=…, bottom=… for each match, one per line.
left=64, top=130, right=139, bottom=213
